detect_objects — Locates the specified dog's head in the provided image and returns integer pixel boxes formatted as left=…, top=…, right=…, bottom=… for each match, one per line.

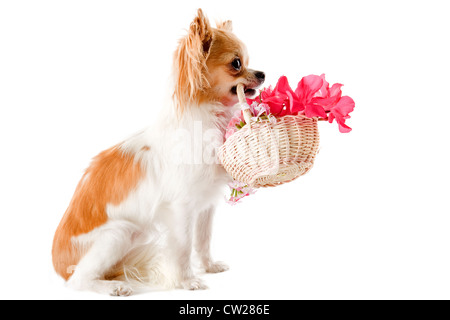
left=173, top=9, right=265, bottom=112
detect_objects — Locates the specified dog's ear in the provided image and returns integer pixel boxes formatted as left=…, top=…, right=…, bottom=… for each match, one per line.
left=216, top=20, right=233, bottom=32
left=173, top=9, right=213, bottom=113
left=191, top=9, right=213, bottom=56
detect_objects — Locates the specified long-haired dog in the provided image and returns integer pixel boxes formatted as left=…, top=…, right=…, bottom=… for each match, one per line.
left=52, top=9, right=265, bottom=296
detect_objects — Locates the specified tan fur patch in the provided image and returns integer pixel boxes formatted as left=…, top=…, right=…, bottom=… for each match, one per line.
left=52, top=145, right=144, bottom=280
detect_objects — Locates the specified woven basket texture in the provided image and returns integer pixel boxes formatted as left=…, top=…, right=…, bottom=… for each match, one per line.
left=219, top=115, right=320, bottom=188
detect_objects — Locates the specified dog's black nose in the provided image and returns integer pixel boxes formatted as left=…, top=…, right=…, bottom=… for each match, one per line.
left=255, top=71, right=265, bottom=81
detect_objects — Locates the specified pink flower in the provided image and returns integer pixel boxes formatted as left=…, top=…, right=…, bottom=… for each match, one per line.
left=226, top=180, right=257, bottom=205
left=225, top=110, right=245, bottom=139
left=248, top=75, right=328, bottom=118
left=235, top=74, right=355, bottom=134
left=309, top=74, right=343, bottom=112
left=224, top=101, right=274, bottom=139
left=228, top=180, right=245, bottom=192
left=249, top=102, right=268, bottom=118
left=293, top=75, right=327, bottom=118
left=249, top=102, right=271, bottom=121
left=307, top=74, right=355, bottom=132
left=272, top=76, right=302, bottom=116
left=247, top=81, right=289, bottom=116
left=327, top=96, right=355, bottom=133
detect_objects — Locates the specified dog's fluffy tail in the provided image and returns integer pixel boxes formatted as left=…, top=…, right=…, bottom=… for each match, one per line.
left=104, top=235, right=178, bottom=292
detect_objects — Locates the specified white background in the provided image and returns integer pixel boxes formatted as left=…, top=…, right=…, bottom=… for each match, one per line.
left=1, top=0, right=449, bottom=300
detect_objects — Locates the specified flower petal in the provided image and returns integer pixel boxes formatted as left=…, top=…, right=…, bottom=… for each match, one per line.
left=332, top=96, right=355, bottom=117
left=327, top=96, right=355, bottom=133
left=329, top=83, right=343, bottom=98
left=312, top=74, right=329, bottom=98
left=274, top=76, right=294, bottom=95
left=305, top=104, right=327, bottom=118
left=328, top=112, right=335, bottom=123
left=264, top=98, right=284, bottom=116
left=338, top=121, right=352, bottom=133
left=295, top=75, right=324, bottom=105
left=286, top=90, right=303, bottom=114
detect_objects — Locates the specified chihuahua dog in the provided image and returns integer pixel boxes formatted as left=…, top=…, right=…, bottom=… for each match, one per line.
left=52, top=9, right=265, bottom=296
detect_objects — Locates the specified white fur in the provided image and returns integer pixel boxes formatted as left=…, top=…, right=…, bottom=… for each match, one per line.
left=67, top=99, right=234, bottom=295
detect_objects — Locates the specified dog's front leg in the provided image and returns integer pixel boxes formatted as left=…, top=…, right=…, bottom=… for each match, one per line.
left=167, top=204, right=208, bottom=290
left=195, top=206, right=229, bottom=273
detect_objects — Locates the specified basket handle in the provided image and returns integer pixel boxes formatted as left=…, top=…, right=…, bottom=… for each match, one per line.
left=236, top=83, right=253, bottom=125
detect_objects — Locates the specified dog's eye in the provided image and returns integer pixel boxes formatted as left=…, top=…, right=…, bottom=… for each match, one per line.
left=231, top=58, right=241, bottom=71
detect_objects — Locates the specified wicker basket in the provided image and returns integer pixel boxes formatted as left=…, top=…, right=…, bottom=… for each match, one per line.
left=218, top=84, right=320, bottom=188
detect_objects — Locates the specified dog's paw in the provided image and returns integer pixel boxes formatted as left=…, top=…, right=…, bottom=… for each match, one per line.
left=109, top=282, right=133, bottom=297
left=181, top=277, right=208, bottom=290
left=206, top=261, right=229, bottom=273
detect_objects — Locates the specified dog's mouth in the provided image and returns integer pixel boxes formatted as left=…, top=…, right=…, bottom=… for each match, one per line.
left=231, top=85, right=258, bottom=98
